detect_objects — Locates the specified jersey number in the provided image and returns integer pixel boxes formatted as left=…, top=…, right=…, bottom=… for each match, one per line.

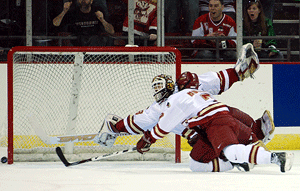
left=187, top=90, right=211, bottom=100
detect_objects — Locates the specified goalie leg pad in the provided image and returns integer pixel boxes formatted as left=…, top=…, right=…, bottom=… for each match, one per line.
left=260, top=110, right=275, bottom=144
left=235, top=43, right=260, bottom=81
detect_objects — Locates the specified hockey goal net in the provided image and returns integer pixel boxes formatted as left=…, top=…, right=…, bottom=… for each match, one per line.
left=6, top=46, right=181, bottom=164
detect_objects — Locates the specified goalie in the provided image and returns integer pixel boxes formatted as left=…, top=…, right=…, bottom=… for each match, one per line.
left=133, top=71, right=293, bottom=173
left=98, top=43, right=270, bottom=145
left=97, top=43, right=279, bottom=172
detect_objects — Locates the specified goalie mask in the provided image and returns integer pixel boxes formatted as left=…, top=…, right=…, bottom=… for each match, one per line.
left=152, top=74, right=175, bottom=103
left=176, top=72, right=199, bottom=91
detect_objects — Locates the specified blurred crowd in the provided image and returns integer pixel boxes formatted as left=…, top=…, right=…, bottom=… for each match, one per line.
left=0, top=0, right=298, bottom=61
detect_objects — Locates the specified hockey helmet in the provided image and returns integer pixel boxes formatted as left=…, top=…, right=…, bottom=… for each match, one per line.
left=176, top=72, right=199, bottom=91
left=152, top=74, right=175, bottom=103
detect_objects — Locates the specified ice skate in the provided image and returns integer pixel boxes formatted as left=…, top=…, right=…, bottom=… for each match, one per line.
left=231, top=162, right=253, bottom=172
left=97, top=114, right=123, bottom=147
left=271, top=152, right=294, bottom=172
left=261, top=110, right=275, bottom=144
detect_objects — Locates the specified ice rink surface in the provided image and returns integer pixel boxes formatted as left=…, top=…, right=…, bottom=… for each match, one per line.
left=0, top=151, right=299, bottom=191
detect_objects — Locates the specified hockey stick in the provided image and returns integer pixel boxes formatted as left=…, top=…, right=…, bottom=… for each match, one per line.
left=56, top=146, right=137, bottom=167
left=29, top=114, right=128, bottom=145
left=28, top=114, right=52, bottom=144
left=28, top=113, right=102, bottom=145
left=30, top=121, right=99, bottom=144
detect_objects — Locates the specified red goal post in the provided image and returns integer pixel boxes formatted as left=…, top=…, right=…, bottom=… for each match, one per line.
left=6, top=46, right=182, bottom=164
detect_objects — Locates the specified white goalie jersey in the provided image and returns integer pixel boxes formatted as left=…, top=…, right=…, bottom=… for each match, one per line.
left=123, top=68, right=238, bottom=137
left=149, top=89, right=229, bottom=140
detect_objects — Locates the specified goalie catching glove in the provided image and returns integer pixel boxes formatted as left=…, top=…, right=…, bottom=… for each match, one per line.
left=235, top=43, right=260, bottom=81
left=136, top=130, right=157, bottom=154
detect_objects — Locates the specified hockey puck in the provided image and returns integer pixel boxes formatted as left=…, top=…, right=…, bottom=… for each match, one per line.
left=1, top=156, right=7, bottom=163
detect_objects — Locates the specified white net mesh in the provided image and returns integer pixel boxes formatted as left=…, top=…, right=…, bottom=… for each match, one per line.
left=6, top=47, right=180, bottom=162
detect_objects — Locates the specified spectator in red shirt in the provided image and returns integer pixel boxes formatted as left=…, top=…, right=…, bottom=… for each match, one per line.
left=122, top=0, right=157, bottom=46
left=191, top=0, right=237, bottom=61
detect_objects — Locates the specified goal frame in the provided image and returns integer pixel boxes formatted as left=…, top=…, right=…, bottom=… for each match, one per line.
left=7, top=46, right=182, bottom=164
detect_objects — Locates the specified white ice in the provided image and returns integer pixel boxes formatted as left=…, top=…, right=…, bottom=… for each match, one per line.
left=0, top=151, right=299, bottom=191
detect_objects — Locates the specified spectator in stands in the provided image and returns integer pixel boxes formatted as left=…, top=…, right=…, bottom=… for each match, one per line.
left=52, top=0, right=114, bottom=46
left=243, top=0, right=275, bottom=21
left=199, top=0, right=236, bottom=21
left=191, top=0, right=237, bottom=61
left=122, top=0, right=157, bottom=46
left=243, top=0, right=283, bottom=60
left=199, top=0, right=275, bottom=22
left=164, top=0, right=199, bottom=34
left=0, top=47, right=6, bottom=61
left=93, top=0, right=110, bottom=17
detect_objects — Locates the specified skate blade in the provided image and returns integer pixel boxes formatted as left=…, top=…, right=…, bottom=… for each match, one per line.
left=284, top=153, right=294, bottom=172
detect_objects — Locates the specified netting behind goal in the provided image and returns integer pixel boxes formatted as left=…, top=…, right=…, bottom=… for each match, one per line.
left=6, top=46, right=181, bottom=164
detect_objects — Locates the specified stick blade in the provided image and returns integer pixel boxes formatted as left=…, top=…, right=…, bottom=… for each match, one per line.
left=28, top=114, right=51, bottom=144
left=56, top=147, right=71, bottom=167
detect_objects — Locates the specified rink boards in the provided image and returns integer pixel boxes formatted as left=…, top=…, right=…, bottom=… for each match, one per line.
left=1, top=62, right=299, bottom=151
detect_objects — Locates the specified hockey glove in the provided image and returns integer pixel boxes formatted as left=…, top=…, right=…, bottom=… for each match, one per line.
left=188, top=134, right=200, bottom=147
left=136, top=130, right=156, bottom=154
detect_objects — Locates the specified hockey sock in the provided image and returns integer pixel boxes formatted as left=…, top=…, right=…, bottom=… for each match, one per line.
left=115, top=119, right=130, bottom=133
